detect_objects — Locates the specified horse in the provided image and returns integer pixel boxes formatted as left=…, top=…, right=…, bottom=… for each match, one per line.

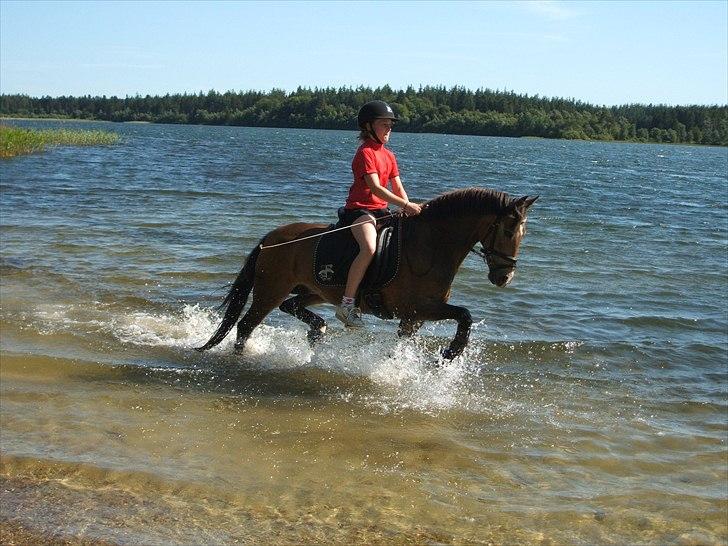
left=197, top=188, right=537, bottom=360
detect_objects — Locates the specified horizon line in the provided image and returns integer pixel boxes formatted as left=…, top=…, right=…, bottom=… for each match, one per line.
left=2, top=86, right=726, bottom=109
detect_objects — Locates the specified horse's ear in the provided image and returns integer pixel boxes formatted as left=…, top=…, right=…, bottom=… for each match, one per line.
left=523, top=195, right=539, bottom=209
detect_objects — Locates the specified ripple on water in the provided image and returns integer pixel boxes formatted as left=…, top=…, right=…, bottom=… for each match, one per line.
left=1, top=123, right=726, bottom=544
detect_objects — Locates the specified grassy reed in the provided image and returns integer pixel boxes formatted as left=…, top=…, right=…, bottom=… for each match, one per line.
left=0, top=125, right=119, bottom=158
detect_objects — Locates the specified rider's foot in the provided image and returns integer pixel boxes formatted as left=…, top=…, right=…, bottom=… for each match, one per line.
left=336, top=303, right=364, bottom=328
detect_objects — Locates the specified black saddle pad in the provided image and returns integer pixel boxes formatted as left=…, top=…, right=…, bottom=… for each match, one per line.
left=313, top=217, right=401, bottom=289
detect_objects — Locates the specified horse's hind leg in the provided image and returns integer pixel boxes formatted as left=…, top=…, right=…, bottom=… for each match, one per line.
left=279, top=294, right=326, bottom=345
left=234, top=291, right=290, bottom=354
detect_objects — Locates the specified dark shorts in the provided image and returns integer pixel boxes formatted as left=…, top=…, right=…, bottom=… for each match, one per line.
left=337, top=207, right=391, bottom=227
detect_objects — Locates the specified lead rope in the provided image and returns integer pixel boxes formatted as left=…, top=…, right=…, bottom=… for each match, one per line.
left=258, top=211, right=397, bottom=250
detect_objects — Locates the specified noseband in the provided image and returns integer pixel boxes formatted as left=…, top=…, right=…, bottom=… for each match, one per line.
left=470, top=215, right=518, bottom=271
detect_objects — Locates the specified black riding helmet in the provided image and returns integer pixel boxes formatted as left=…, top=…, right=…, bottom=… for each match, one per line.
left=357, top=100, right=398, bottom=130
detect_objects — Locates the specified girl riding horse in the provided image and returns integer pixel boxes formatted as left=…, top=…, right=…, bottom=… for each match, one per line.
left=336, top=100, right=422, bottom=328
left=196, top=186, right=538, bottom=360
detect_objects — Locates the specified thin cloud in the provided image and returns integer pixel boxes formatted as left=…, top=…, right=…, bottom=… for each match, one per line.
left=490, top=31, right=569, bottom=44
left=80, top=63, right=164, bottom=70
left=522, top=0, right=577, bottom=21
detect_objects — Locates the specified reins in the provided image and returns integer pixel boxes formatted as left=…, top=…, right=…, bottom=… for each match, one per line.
left=470, top=245, right=517, bottom=266
left=258, top=211, right=397, bottom=250
left=259, top=205, right=517, bottom=274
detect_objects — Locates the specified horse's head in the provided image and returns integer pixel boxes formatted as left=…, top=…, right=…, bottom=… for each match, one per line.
left=479, top=195, right=538, bottom=287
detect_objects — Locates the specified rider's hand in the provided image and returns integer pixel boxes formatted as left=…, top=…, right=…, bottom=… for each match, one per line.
left=404, top=202, right=422, bottom=216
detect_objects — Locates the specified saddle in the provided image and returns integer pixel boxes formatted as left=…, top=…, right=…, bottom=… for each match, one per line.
left=313, top=210, right=402, bottom=318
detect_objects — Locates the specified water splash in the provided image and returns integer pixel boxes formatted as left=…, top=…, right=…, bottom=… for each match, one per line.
left=112, top=304, right=225, bottom=349
left=29, top=302, right=586, bottom=417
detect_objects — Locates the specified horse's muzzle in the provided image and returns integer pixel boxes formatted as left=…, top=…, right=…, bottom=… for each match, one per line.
left=489, top=269, right=514, bottom=287
left=482, top=248, right=517, bottom=288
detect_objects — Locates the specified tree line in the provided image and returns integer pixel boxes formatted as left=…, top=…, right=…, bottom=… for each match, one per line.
left=2, top=86, right=726, bottom=146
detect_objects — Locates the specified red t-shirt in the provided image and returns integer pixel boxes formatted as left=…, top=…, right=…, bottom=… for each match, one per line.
left=345, top=139, right=400, bottom=210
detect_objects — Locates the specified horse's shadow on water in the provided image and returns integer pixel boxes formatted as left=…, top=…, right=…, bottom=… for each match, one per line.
left=82, top=339, right=386, bottom=402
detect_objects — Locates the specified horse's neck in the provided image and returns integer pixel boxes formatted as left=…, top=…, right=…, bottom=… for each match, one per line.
left=424, top=214, right=491, bottom=263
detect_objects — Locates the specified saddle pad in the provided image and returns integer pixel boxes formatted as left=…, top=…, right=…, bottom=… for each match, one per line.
left=313, top=218, right=401, bottom=289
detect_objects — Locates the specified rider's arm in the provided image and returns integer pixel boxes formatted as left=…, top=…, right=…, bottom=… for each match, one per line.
left=364, top=174, right=422, bottom=215
left=391, top=176, right=408, bottom=202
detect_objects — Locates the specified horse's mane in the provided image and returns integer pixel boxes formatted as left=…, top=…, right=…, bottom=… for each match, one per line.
left=419, top=187, right=514, bottom=220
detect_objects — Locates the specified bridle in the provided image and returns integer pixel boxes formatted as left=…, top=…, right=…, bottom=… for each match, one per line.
left=470, top=214, right=519, bottom=272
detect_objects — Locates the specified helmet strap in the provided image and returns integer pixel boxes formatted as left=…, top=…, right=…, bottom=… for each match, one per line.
left=367, top=122, right=383, bottom=144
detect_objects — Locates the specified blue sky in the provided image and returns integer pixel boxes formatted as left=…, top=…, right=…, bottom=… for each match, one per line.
left=1, top=0, right=726, bottom=106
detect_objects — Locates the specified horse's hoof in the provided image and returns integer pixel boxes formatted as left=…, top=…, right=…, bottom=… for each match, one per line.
left=233, top=343, right=246, bottom=355
left=307, top=327, right=326, bottom=346
left=441, top=348, right=459, bottom=360
left=429, top=358, right=443, bottom=369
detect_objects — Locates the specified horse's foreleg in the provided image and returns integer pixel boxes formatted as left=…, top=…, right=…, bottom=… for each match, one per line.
left=397, top=319, right=423, bottom=338
left=418, top=304, right=472, bottom=360
left=442, top=305, right=472, bottom=359
left=279, top=294, right=326, bottom=345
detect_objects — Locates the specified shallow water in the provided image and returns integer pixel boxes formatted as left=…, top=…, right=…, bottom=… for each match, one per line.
left=1, top=120, right=726, bottom=544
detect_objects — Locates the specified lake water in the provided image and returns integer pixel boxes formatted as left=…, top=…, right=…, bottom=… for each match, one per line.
left=1, top=120, right=726, bottom=544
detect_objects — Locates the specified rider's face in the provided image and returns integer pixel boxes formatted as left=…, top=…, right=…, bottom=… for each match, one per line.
left=371, top=118, right=394, bottom=143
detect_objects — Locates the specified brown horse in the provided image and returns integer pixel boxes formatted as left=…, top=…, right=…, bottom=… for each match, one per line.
left=197, top=188, right=537, bottom=359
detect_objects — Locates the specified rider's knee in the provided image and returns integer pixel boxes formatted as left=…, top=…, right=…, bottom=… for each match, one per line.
left=358, top=231, right=377, bottom=257
left=360, top=240, right=376, bottom=257
left=352, top=215, right=377, bottom=257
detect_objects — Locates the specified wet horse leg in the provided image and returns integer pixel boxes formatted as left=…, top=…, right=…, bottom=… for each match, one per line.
left=234, top=291, right=290, bottom=354
left=397, top=319, right=424, bottom=338
left=279, top=294, right=326, bottom=345
left=418, top=303, right=473, bottom=360
left=441, top=305, right=473, bottom=359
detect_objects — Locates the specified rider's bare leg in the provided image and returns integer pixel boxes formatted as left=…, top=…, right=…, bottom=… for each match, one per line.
left=344, top=214, right=377, bottom=299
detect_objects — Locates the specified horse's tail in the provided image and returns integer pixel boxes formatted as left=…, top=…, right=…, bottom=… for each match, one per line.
left=196, top=238, right=263, bottom=351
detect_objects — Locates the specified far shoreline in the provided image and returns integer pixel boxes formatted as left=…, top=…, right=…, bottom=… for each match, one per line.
left=1, top=116, right=149, bottom=123
left=1, top=116, right=722, bottom=148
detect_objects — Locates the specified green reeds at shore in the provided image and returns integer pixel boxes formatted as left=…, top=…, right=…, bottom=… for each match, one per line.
left=0, top=125, right=119, bottom=158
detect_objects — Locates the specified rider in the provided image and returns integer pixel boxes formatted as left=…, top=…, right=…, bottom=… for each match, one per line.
left=335, top=100, right=422, bottom=328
